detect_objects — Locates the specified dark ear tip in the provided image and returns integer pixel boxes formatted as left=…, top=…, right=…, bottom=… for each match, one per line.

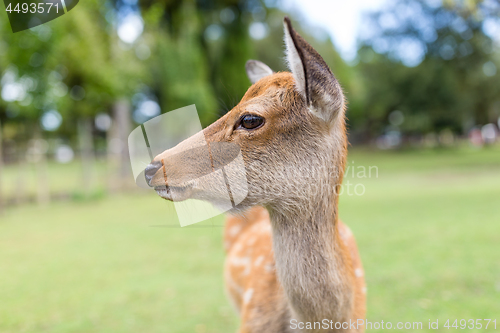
left=283, top=16, right=292, bottom=29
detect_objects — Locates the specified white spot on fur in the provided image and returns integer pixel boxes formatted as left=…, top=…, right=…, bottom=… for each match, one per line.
left=258, top=221, right=271, bottom=233
left=339, top=229, right=347, bottom=242
left=355, top=268, right=363, bottom=278
left=362, top=286, right=367, bottom=294
left=229, top=225, right=242, bottom=237
left=254, top=255, right=264, bottom=267
left=243, top=288, right=254, bottom=304
left=264, top=263, right=275, bottom=273
left=231, top=256, right=250, bottom=267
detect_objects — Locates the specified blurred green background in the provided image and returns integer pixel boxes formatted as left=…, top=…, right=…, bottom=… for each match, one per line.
left=0, top=0, right=499, bottom=332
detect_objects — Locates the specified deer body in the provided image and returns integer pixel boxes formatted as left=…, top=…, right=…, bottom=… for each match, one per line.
left=145, top=18, right=366, bottom=332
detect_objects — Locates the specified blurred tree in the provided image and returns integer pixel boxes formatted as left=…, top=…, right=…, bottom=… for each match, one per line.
left=0, top=0, right=145, bottom=141
left=354, top=0, right=500, bottom=141
left=0, top=0, right=147, bottom=198
left=1, top=0, right=354, bottom=147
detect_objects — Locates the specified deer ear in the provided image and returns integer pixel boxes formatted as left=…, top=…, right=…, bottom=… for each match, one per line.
left=246, top=60, right=274, bottom=84
left=283, top=17, right=345, bottom=122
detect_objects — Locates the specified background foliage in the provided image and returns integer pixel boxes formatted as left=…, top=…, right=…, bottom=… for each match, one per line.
left=1, top=0, right=499, bottom=143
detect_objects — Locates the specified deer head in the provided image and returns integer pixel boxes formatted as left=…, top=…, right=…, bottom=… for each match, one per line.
left=145, top=17, right=347, bottom=216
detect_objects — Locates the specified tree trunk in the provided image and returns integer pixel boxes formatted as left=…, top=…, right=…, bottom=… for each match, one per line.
left=108, top=99, right=132, bottom=192
left=16, top=150, right=26, bottom=205
left=78, top=118, right=95, bottom=197
left=33, top=129, right=50, bottom=206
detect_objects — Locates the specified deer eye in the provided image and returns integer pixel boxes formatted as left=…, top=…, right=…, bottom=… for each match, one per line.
left=238, top=114, right=264, bottom=130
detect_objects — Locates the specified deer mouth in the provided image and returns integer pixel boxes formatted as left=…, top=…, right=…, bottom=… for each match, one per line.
left=154, top=184, right=192, bottom=201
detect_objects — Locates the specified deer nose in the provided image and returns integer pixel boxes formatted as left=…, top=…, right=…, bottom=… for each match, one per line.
left=145, top=160, right=162, bottom=187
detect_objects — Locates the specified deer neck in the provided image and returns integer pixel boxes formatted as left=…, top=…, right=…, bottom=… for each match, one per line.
left=267, top=142, right=353, bottom=325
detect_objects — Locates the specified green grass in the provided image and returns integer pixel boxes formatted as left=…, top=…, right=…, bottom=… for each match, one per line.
left=0, top=193, right=237, bottom=333
left=341, top=146, right=500, bottom=331
left=1, top=147, right=499, bottom=332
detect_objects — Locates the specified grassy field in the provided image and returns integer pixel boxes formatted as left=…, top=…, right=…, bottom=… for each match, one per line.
left=0, top=147, right=499, bottom=332
left=341, top=147, right=500, bottom=331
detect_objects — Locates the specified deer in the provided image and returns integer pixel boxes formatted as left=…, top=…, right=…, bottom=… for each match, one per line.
left=144, top=17, right=366, bottom=333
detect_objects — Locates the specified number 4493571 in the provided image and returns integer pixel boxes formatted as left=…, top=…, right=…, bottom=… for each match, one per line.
left=6, top=2, right=59, bottom=14
left=444, top=319, right=496, bottom=330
